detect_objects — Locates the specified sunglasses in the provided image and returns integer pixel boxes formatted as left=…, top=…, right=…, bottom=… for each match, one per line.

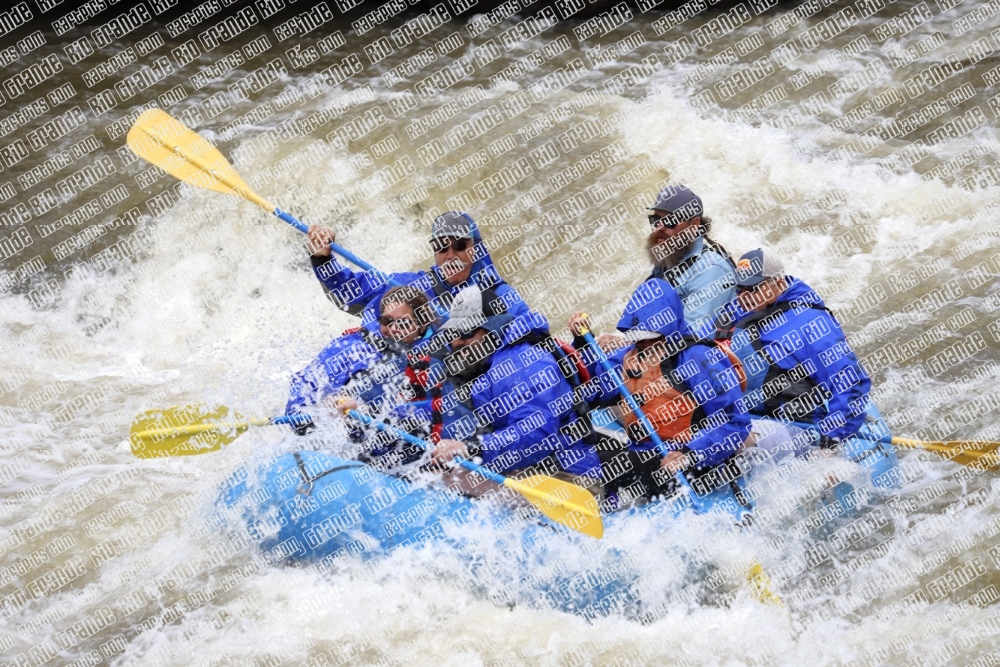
left=451, top=328, right=480, bottom=341
left=648, top=214, right=685, bottom=229
left=379, top=315, right=415, bottom=329
left=431, top=237, right=472, bottom=254
left=735, top=283, right=765, bottom=295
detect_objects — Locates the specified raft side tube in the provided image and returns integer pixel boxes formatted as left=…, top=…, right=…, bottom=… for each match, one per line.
left=217, top=450, right=754, bottom=615
left=841, top=402, right=899, bottom=489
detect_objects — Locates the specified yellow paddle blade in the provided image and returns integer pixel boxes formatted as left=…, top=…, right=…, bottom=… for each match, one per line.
left=504, top=474, right=604, bottom=539
left=891, top=437, right=1000, bottom=469
left=127, top=109, right=272, bottom=211
left=746, top=562, right=784, bottom=607
left=130, top=404, right=254, bottom=459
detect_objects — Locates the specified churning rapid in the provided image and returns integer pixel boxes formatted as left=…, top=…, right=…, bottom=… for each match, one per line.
left=2, top=0, right=1000, bottom=663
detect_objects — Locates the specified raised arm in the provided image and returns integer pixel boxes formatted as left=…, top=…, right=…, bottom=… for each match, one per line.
left=308, top=226, right=428, bottom=316
left=285, top=335, right=376, bottom=415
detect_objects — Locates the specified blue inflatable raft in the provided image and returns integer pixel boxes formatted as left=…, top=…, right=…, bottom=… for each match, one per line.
left=841, top=402, right=899, bottom=488
left=216, top=405, right=898, bottom=615
left=217, top=448, right=757, bottom=616
left=745, top=402, right=899, bottom=489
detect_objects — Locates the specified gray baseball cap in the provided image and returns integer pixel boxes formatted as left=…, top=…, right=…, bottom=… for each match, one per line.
left=735, top=248, right=786, bottom=287
left=440, top=285, right=487, bottom=332
left=431, top=211, right=474, bottom=240
left=649, top=185, right=704, bottom=220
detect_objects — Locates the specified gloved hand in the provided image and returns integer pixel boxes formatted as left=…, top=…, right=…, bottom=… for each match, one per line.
left=660, top=450, right=689, bottom=474
left=294, top=420, right=316, bottom=436
left=816, top=433, right=841, bottom=450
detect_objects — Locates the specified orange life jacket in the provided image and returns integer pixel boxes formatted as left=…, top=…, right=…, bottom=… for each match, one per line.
left=618, top=338, right=745, bottom=443
left=620, top=344, right=699, bottom=443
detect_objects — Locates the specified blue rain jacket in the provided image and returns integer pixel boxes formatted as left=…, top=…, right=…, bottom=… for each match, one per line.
left=650, top=237, right=737, bottom=338
left=728, top=277, right=872, bottom=440
left=285, top=329, right=433, bottom=463
left=439, top=311, right=602, bottom=480
left=578, top=280, right=750, bottom=469
left=312, top=213, right=535, bottom=333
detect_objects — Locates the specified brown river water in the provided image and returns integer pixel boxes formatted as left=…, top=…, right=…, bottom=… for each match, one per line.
left=2, top=0, right=1000, bottom=664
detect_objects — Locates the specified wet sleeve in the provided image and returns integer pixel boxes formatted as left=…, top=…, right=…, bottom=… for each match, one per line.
left=681, top=352, right=751, bottom=469
left=284, top=338, right=363, bottom=415
left=806, top=311, right=872, bottom=440
left=387, top=398, right=434, bottom=436
left=286, top=361, right=324, bottom=416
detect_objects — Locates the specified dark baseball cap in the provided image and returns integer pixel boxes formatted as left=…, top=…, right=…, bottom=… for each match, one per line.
left=431, top=211, right=474, bottom=240
left=649, top=185, right=703, bottom=220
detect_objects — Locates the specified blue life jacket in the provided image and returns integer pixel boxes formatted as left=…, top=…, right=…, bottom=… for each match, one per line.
left=435, top=310, right=602, bottom=480
left=285, top=328, right=434, bottom=466
left=728, top=277, right=872, bottom=440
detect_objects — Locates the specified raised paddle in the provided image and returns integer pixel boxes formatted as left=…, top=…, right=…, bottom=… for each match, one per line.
left=126, top=108, right=404, bottom=289
left=128, top=403, right=604, bottom=538
left=345, top=409, right=604, bottom=539
left=758, top=417, right=1000, bottom=470
left=578, top=323, right=783, bottom=607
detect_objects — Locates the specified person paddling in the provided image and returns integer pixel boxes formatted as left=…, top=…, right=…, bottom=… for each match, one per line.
left=429, top=286, right=604, bottom=503
left=569, top=279, right=750, bottom=507
left=307, top=211, right=536, bottom=333
left=725, top=248, right=872, bottom=459
left=285, top=286, right=440, bottom=474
